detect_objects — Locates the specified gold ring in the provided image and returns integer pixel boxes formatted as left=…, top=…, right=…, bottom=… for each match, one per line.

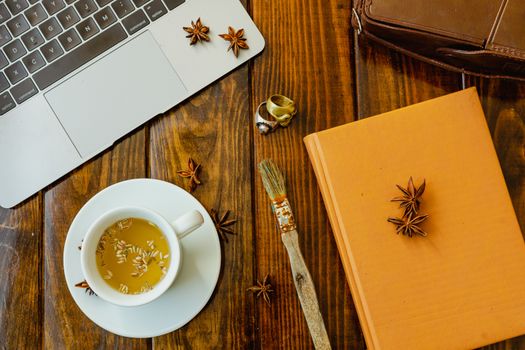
left=266, top=94, right=296, bottom=127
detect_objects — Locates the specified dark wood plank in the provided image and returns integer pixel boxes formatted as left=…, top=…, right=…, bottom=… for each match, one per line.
left=355, top=37, right=462, bottom=119
left=149, top=69, right=255, bottom=348
left=0, top=197, right=42, bottom=349
left=43, top=129, right=149, bottom=349
left=465, top=77, right=525, bottom=235
left=464, top=76, right=525, bottom=350
left=251, top=0, right=362, bottom=348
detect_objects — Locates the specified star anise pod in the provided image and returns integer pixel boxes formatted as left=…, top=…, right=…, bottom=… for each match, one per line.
left=219, top=26, right=249, bottom=57
left=75, top=280, right=96, bottom=296
left=210, top=209, right=236, bottom=242
left=177, top=158, right=202, bottom=192
left=183, top=18, right=210, bottom=45
left=391, top=177, right=426, bottom=218
left=387, top=214, right=429, bottom=237
left=247, top=274, right=274, bottom=307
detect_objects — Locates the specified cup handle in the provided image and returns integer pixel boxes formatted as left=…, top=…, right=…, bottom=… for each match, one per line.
left=171, top=210, right=204, bottom=239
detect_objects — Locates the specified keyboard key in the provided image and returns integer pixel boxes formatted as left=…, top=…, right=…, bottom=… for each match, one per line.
left=0, top=92, right=16, bottom=115
left=39, top=17, right=62, bottom=40
left=111, top=0, right=134, bottom=18
left=95, top=0, right=112, bottom=7
left=75, top=0, right=98, bottom=17
left=7, top=14, right=30, bottom=37
left=5, top=0, right=29, bottom=15
left=0, top=73, right=9, bottom=92
left=22, top=50, right=45, bottom=72
left=4, top=39, right=26, bottom=61
left=144, top=0, right=167, bottom=22
left=41, top=39, right=63, bottom=62
left=58, top=28, right=81, bottom=50
left=131, top=0, right=147, bottom=7
left=65, top=0, right=76, bottom=4
left=34, top=23, right=127, bottom=90
left=0, top=51, right=8, bottom=69
left=0, top=26, right=13, bottom=46
left=0, top=4, right=12, bottom=25
left=28, top=0, right=39, bottom=4
left=57, top=7, right=80, bottom=29
left=122, top=9, right=148, bottom=35
left=76, top=17, right=98, bottom=40
left=24, top=4, right=48, bottom=26
left=21, top=28, right=44, bottom=50
left=94, top=6, right=115, bottom=29
left=5, top=61, right=28, bottom=84
left=42, top=0, right=65, bottom=15
left=162, top=0, right=183, bottom=11
left=10, top=78, right=37, bottom=103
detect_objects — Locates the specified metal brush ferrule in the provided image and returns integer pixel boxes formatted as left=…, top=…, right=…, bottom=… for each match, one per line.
left=272, top=198, right=297, bottom=233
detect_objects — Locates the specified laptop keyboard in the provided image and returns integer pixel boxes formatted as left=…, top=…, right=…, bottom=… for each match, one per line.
left=0, top=0, right=184, bottom=115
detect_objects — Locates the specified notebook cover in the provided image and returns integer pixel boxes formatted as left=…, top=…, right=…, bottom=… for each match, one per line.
left=304, top=88, right=525, bottom=350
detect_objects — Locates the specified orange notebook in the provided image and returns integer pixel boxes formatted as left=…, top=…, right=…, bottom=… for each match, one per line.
left=304, top=88, right=525, bottom=350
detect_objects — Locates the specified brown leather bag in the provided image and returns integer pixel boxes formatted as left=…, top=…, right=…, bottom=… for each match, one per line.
left=352, top=0, right=525, bottom=80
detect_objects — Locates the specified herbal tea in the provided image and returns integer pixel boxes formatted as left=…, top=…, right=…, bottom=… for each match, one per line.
left=95, top=218, right=170, bottom=295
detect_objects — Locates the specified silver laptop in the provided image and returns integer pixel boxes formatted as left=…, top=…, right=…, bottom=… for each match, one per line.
left=0, top=0, right=264, bottom=208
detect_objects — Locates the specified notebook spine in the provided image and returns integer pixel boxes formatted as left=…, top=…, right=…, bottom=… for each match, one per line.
left=304, top=133, right=378, bottom=350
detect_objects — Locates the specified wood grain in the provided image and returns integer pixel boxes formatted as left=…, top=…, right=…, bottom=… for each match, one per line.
left=251, top=0, right=362, bottom=348
left=149, top=66, right=256, bottom=348
left=355, top=37, right=462, bottom=119
left=43, top=129, right=149, bottom=349
left=0, top=197, right=42, bottom=349
left=2, top=1, right=525, bottom=348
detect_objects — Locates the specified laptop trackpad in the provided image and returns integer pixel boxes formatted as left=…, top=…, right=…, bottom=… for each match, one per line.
left=45, top=31, right=187, bottom=158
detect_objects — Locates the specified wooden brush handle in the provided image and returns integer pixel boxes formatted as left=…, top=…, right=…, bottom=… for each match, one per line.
left=281, top=230, right=332, bottom=350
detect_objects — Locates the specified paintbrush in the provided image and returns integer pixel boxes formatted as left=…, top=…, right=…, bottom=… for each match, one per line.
left=258, top=159, right=331, bottom=350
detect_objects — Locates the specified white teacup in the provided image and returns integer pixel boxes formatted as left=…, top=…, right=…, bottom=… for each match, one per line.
left=80, top=206, right=204, bottom=307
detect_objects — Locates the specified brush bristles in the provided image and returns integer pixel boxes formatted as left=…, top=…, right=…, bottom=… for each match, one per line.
left=258, top=159, right=287, bottom=200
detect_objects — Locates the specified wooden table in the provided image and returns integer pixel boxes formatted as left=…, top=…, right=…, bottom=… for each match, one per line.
left=1, top=0, right=525, bottom=348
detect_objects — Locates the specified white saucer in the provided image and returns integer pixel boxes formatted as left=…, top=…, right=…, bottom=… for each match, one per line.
left=63, top=179, right=221, bottom=338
